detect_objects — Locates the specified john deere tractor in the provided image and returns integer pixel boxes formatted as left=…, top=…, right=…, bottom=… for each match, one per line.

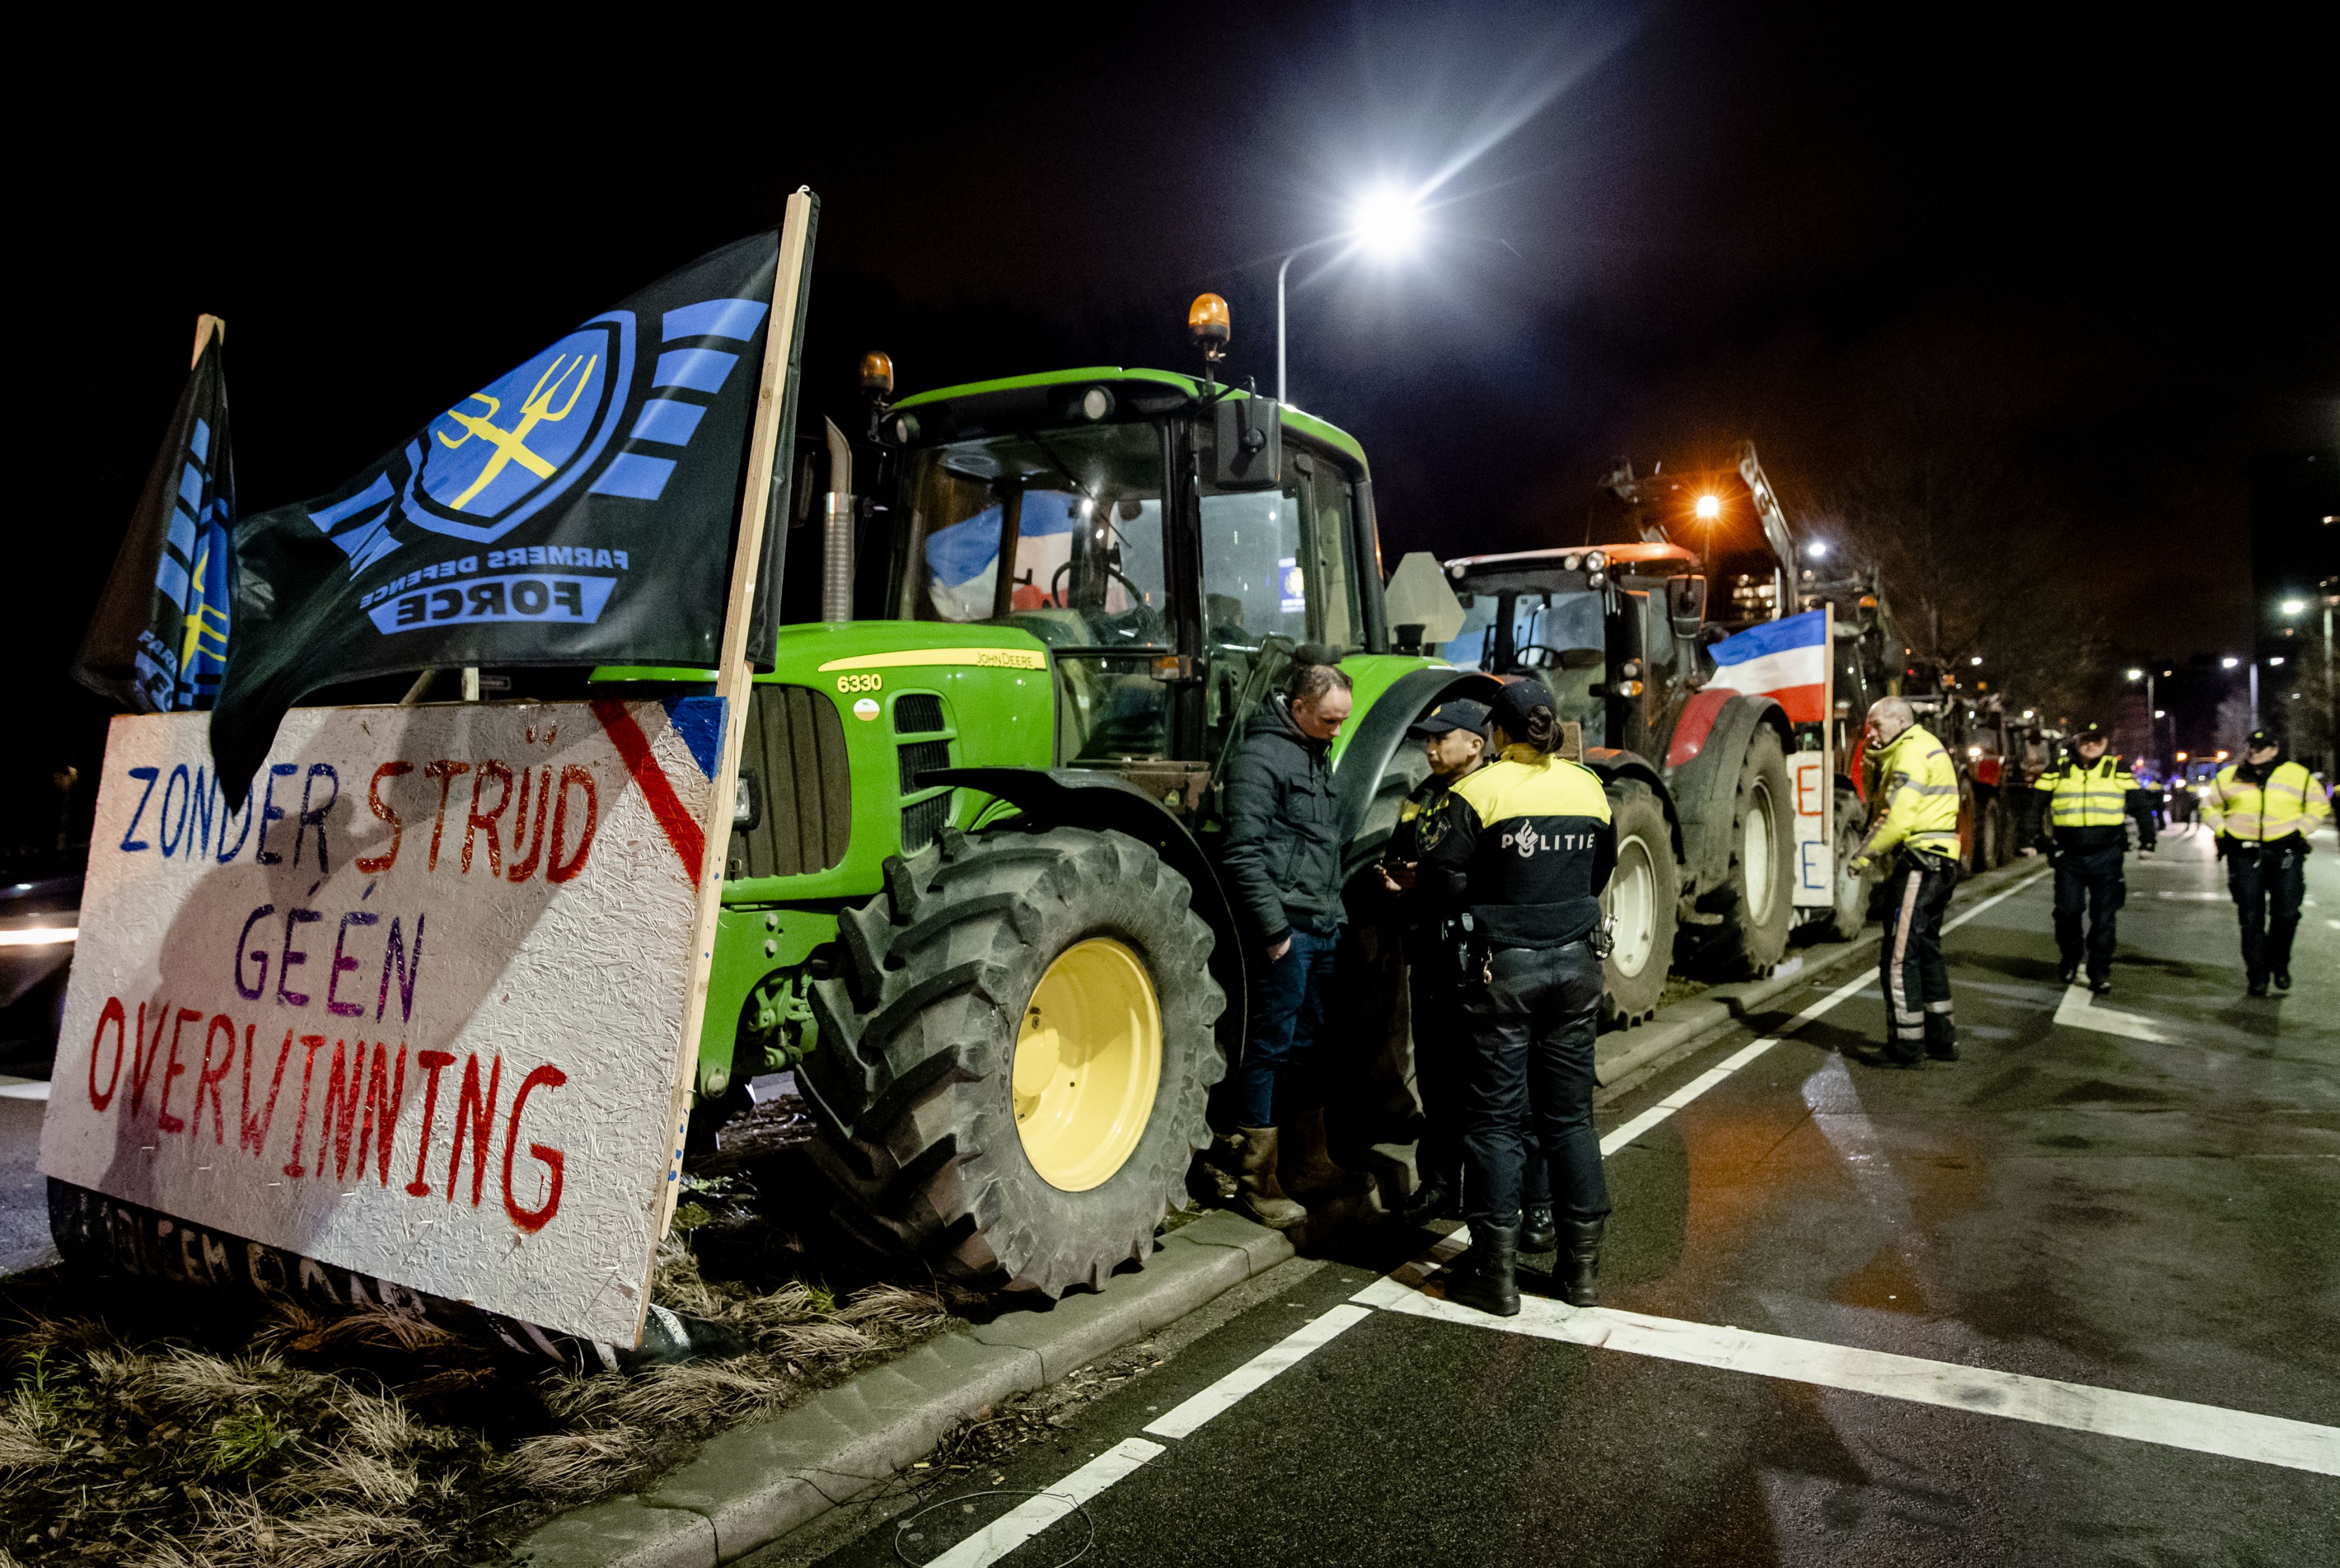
left=601, top=310, right=1487, bottom=1297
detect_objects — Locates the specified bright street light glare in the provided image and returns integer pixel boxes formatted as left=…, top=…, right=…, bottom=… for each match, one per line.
left=1806, top=540, right=1828, bottom=559
left=1350, top=185, right=1424, bottom=257
left=2280, top=598, right=2307, bottom=614
left=1694, top=494, right=1721, bottom=521
left=2125, top=667, right=2145, bottom=681
left=2270, top=656, right=2286, bottom=667
left=1970, top=656, right=1984, bottom=666
left=2221, top=656, right=2240, bottom=668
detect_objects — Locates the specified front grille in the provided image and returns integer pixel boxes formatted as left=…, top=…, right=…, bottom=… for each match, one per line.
left=897, top=739, right=951, bottom=795
left=727, top=685, right=851, bottom=879
left=901, top=791, right=953, bottom=854
left=893, top=693, right=945, bottom=734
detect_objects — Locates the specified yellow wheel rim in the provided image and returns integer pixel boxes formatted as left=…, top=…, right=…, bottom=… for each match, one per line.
left=1011, top=938, right=1164, bottom=1192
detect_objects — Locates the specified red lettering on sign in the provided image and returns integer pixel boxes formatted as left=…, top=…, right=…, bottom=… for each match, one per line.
left=424, top=761, right=471, bottom=871
left=191, top=1014, right=237, bottom=1144
left=406, top=1049, right=457, bottom=1197
left=546, top=766, right=599, bottom=883
left=88, top=996, right=126, bottom=1111
left=356, top=761, right=414, bottom=874
left=154, top=1007, right=202, bottom=1135
left=506, top=766, right=550, bottom=882
left=282, top=1034, right=329, bottom=1178
left=128, top=1001, right=170, bottom=1117
left=241, top=1026, right=295, bottom=1159
left=501, top=1064, right=568, bottom=1233
left=448, top=1053, right=503, bottom=1207
left=463, top=761, right=513, bottom=877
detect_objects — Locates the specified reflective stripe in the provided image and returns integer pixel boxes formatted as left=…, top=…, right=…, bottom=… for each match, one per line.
left=1925, top=1000, right=1954, bottom=1014
left=1901, top=781, right=1959, bottom=796
left=1888, top=869, right=1922, bottom=1026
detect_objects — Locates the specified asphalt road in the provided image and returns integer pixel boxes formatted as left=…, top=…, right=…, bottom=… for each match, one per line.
left=778, top=823, right=2340, bottom=1568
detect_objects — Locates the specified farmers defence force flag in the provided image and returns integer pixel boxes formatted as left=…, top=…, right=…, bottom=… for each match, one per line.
left=211, top=227, right=806, bottom=808
left=74, top=318, right=236, bottom=714
left=1706, top=609, right=1829, bottom=724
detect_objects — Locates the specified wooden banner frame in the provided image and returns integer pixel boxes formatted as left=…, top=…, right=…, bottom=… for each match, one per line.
left=649, top=189, right=818, bottom=1265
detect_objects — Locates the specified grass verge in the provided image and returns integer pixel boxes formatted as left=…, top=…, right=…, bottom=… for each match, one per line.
left=0, top=1095, right=951, bottom=1567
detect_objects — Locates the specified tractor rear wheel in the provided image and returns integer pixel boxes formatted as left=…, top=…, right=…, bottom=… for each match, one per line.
left=1600, top=781, right=1679, bottom=1026
left=801, top=825, right=1224, bottom=1297
left=1701, top=726, right=1796, bottom=978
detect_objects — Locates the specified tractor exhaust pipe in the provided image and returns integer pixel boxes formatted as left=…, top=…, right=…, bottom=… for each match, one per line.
left=821, top=415, right=854, bottom=623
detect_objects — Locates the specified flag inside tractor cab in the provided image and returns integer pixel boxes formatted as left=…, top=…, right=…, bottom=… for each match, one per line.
left=209, top=227, right=808, bottom=809
left=73, top=315, right=236, bottom=713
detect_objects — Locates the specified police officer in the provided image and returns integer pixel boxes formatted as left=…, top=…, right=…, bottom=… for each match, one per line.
left=1847, top=697, right=1962, bottom=1066
left=2203, top=729, right=2334, bottom=995
left=1420, top=681, right=1614, bottom=1317
left=2036, top=722, right=2157, bottom=994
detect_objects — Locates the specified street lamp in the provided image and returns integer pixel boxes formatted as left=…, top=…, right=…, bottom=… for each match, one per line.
left=2127, top=666, right=2162, bottom=771
left=2221, top=656, right=2240, bottom=669
left=1695, top=494, right=1722, bottom=521
left=1275, top=184, right=1424, bottom=405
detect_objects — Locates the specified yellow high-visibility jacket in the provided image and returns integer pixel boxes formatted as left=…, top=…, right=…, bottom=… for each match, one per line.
left=2203, top=760, right=2334, bottom=845
left=1867, top=723, right=1962, bottom=861
left=2039, top=753, right=2155, bottom=852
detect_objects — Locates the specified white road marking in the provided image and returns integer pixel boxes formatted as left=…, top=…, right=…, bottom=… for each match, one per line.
left=1141, top=1304, right=1372, bottom=1439
left=2154, top=891, right=2229, bottom=900
left=923, top=1436, right=1165, bottom=1568
left=0, top=1076, right=49, bottom=1102
left=1601, top=867, right=2052, bottom=1157
left=1367, top=1287, right=2340, bottom=1477
left=2052, top=984, right=2173, bottom=1043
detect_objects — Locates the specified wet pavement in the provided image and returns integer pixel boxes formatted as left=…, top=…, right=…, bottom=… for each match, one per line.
left=783, top=824, right=2339, bottom=1568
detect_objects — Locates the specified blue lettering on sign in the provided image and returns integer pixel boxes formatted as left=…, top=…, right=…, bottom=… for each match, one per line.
left=119, top=767, right=161, bottom=852
left=1798, top=839, right=1831, bottom=892
left=369, top=574, right=617, bottom=634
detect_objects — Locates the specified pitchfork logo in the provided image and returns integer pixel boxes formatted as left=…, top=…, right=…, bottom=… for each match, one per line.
left=401, top=313, right=639, bottom=544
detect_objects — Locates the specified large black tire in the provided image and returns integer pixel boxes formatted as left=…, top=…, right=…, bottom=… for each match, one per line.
left=801, top=825, right=1224, bottom=1297
left=1601, top=781, right=1680, bottom=1026
left=1822, top=784, right=1870, bottom=941
left=1700, top=726, right=1796, bottom=978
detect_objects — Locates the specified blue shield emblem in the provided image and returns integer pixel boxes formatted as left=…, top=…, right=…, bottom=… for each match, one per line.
left=404, top=313, right=636, bottom=543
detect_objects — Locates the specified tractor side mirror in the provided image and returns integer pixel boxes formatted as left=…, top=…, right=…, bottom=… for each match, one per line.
left=1667, top=575, right=1707, bottom=635
left=1212, top=397, right=1282, bottom=489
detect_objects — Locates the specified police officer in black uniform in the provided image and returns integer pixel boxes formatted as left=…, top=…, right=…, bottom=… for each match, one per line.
left=1377, top=699, right=1563, bottom=1251
left=1420, top=681, right=1615, bottom=1317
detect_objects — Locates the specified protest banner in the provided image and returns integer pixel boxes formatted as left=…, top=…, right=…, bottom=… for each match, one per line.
left=39, top=697, right=721, bottom=1346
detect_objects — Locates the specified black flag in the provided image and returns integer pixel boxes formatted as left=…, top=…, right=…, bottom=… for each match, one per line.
left=74, top=317, right=236, bottom=712
left=211, top=228, right=805, bottom=808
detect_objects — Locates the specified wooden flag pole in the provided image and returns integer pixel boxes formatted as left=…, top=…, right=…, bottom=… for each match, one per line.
left=648, top=190, right=818, bottom=1266
left=190, top=313, right=225, bottom=368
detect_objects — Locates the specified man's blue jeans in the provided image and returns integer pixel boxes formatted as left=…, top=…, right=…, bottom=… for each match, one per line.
left=1231, top=929, right=1340, bottom=1127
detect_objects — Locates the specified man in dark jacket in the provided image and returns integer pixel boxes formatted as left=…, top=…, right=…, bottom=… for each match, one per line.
left=1217, top=651, right=1364, bottom=1227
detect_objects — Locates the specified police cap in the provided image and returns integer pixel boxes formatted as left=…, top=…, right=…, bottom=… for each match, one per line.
left=2245, top=728, right=2278, bottom=751
left=1488, top=678, right=1555, bottom=741
left=1407, top=698, right=1490, bottom=740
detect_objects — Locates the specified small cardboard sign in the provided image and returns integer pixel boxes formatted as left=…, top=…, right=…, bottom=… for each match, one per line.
left=1788, top=751, right=1834, bottom=906
left=39, top=698, right=721, bottom=1345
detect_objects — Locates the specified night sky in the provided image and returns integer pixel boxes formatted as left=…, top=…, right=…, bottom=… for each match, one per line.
left=16, top=2, right=2335, bottom=840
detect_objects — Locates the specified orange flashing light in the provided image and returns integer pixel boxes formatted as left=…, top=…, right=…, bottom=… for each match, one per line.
left=1188, top=293, right=1231, bottom=346
left=859, top=351, right=894, bottom=397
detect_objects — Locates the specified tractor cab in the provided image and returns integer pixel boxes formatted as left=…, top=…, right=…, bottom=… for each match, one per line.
left=872, top=360, right=1388, bottom=809
left=1440, top=542, right=1708, bottom=759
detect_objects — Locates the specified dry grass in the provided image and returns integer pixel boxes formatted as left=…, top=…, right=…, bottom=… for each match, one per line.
left=0, top=1115, right=955, bottom=1566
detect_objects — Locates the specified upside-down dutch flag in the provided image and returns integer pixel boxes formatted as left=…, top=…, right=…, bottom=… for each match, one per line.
left=1707, top=609, right=1828, bottom=725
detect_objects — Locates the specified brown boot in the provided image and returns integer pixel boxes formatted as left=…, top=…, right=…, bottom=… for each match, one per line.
left=1278, top=1105, right=1372, bottom=1201
left=1231, top=1126, right=1307, bottom=1229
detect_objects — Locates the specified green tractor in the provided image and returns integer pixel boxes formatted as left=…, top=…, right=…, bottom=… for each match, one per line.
left=600, top=315, right=1488, bottom=1297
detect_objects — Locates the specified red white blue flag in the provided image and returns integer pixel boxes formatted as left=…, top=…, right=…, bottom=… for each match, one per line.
left=1708, top=609, right=1828, bottom=725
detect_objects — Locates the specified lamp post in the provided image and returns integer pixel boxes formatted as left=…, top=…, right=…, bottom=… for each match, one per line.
left=2125, top=667, right=2156, bottom=770
left=1275, top=185, right=1424, bottom=405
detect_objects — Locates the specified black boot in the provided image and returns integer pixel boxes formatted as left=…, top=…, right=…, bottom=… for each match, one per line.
left=1446, top=1221, right=1521, bottom=1317
left=2088, top=974, right=2112, bottom=996
left=1557, top=1218, right=1605, bottom=1307
left=2058, top=960, right=2079, bottom=985
left=1400, top=1177, right=1458, bottom=1228
left=2274, top=969, right=2292, bottom=992
left=2248, top=974, right=2270, bottom=998
left=1522, top=1203, right=1557, bottom=1252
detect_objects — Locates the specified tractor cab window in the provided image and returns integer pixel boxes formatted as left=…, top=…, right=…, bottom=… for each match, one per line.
left=1196, top=433, right=1365, bottom=770
left=902, top=423, right=1171, bottom=651
left=1447, top=574, right=1609, bottom=744
left=901, top=423, right=1175, bottom=763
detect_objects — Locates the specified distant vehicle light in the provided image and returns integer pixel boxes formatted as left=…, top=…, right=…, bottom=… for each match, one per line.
left=1584, top=552, right=1606, bottom=572
left=1968, top=746, right=1983, bottom=758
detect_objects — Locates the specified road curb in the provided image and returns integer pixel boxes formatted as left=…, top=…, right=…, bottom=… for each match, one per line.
left=493, top=1210, right=1293, bottom=1567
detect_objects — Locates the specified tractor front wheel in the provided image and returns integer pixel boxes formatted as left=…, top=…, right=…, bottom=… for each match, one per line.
left=1600, top=781, right=1679, bottom=1026
left=801, top=826, right=1224, bottom=1297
